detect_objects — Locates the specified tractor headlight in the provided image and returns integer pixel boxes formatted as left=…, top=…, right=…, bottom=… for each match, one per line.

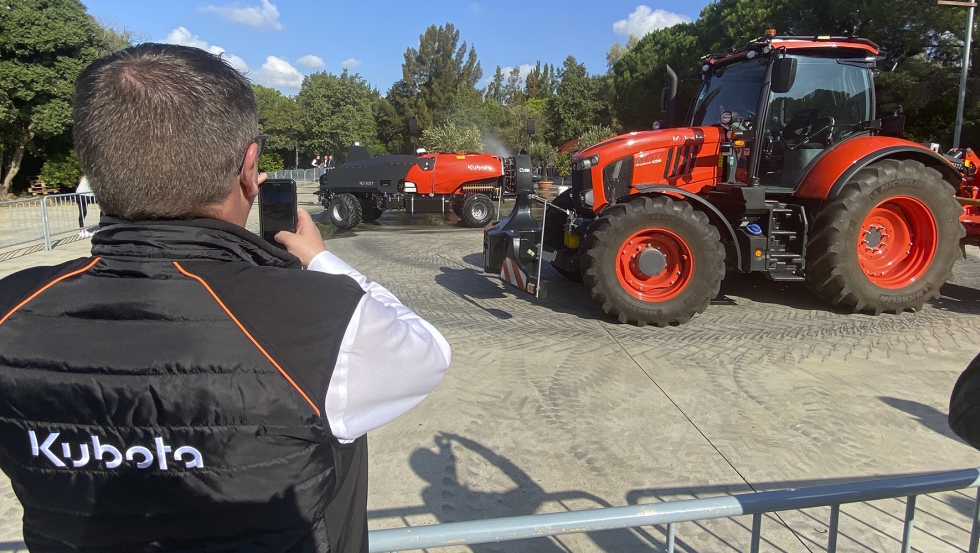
left=575, top=155, right=600, bottom=171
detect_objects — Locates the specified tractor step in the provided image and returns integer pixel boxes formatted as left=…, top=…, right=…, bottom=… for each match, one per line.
left=769, top=274, right=806, bottom=282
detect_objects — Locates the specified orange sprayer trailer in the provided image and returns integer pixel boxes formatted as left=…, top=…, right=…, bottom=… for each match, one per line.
left=318, top=144, right=533, bottom=229
left=485, top=31, right=970, bottom=326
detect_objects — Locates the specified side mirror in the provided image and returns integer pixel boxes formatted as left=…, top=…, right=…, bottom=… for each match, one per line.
left=771, top=57, right=797, bottom=94
left=527, top=119, right=535, bottom=136
left=662, top=64, right=679, bottom=128
left=880, top=115, right=906, bottom=135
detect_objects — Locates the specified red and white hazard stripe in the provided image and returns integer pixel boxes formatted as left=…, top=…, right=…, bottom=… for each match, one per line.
left=500, top=258, right=526, bottom=290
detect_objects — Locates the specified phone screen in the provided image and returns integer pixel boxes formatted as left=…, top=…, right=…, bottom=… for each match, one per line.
left=258, top=179, right=297, bottom=246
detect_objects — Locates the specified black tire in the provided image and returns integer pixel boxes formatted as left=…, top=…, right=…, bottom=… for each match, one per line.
left=327, top=193, right=362, bottom=230
left=543, top=190, right=582, bottom=281
left=580, top=196, right=726, bottom=327
left=461, top=193, right=494, bottom=227
left=805, top=159, right=964, bottom=314
left=361, top=204, right=383, bottom=223
left=451, top=199, right=464, bottom=218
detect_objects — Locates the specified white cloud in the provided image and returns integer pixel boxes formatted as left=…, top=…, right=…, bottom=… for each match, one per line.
left=201, top=0, right=283, bottom=30
left=297, top=54, right=325, bottom=69
left=468, top=3, right=484, bottom=16
left=163, top=27, right=248, bottom=73
left=613, top=5, right=690, bottom=38
left=503, top=63, right=534, bottom=84
left=254, top=56, right=304, bottom=89
left=341, top=58, right=362, bottom=70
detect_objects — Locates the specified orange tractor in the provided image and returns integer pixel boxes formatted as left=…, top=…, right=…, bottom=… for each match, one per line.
left=485, top=31, right=977, bottom=327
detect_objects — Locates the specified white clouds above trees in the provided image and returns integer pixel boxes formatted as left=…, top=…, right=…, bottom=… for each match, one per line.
left=297, top=55, right=325, bottom=69
left=613, top=5, right=689, bottom=38
left=201, top=0, right=283, bottom=30
left=163, top=27, right=248, bottom=73
left=341, top=58, right=362, bottom=70
left=255, top=56, right=304, bottom=89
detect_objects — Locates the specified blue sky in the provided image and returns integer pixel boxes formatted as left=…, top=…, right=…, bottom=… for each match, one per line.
left=82, top=0, right=713, bottom=95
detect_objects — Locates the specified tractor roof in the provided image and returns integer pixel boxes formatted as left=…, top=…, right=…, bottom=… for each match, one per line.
left=704, top=34, right=879, bottom=66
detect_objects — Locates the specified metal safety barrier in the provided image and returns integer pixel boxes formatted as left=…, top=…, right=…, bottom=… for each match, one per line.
left=369, top=468, right=980, bottom=552
left=0, top=193, right=98, bottom=251
left=268, top=168, right=330, bottom=182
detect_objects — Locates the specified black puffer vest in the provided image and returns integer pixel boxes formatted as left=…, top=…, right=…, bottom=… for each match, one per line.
left=0, top=219, right=367, bottom=552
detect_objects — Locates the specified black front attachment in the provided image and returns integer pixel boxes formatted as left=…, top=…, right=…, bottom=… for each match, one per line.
left=484, top=189, right=546, bottom=296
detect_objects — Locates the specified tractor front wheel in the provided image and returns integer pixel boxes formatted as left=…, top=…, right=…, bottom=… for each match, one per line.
left=806, top=159, right=964, bottom=314
left=581, top=196, right=726, bottom=327
left=461, top=194, right=494, bottom=227
left=327, top=193, right=362, bottom=230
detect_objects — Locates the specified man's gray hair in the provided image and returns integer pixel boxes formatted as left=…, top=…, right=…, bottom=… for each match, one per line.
left=73, top=43, right=258, bottom=220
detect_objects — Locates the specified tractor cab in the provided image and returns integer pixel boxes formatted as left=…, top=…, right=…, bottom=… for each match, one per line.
left=683, top=34, right=879, bottom=191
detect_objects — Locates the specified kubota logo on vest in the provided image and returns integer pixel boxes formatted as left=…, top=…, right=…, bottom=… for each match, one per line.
left=29, top=430, right=204, bottom=470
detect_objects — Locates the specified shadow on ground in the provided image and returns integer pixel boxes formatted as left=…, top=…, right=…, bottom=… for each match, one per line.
left=877, top=396, right=965, bottom=444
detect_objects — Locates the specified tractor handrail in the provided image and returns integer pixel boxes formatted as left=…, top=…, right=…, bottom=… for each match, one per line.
left=369, top=468, right=980, bottom=552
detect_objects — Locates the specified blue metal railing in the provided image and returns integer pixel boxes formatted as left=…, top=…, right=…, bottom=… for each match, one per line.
left=369, top=468, right=980, bottom=552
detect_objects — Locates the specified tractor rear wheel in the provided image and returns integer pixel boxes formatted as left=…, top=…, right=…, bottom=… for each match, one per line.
left=581, top=195, right=726, bottom=327
left=806, top=159, right=964, bottom=314
left=543, top=189, right=582, bottom=281
left=327, top=193, right=362, bottom=230
left=461, top=193, right=494, bottom=227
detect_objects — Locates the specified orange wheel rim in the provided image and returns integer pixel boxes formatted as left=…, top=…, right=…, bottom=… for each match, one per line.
left=856, top=196, right=937, bottom=290
left=615, top=229, right=693, bottom=301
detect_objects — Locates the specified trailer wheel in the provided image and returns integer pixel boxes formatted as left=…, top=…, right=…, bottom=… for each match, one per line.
left=806, top=159, right=963, bottom=314
left=461, top=194, right=494, bottom=227
left=327, top=193, right=362, bottom=230
left=543, top=190, right=581, bottom=281
left=581, top=196, right=726, bottom=327
left=361, top=204, right=383, bottom=223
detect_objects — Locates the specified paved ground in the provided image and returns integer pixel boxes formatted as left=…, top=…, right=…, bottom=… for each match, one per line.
left=2, top=184, right=980, bottom=552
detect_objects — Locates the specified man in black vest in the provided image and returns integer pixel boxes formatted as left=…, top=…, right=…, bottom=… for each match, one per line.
left=0, top=44, right=451, bottom=552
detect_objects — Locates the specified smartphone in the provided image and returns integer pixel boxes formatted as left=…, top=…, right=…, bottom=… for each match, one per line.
left=258, top=179, right=297, bottom=246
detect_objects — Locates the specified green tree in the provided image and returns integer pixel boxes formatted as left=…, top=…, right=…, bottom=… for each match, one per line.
left=0, top=0, right=102, bottom=197
left=385, top=23, right=483, bottom=147
left=297, top=70, right=378, bottom=163
left=420, top=122, right=483, bottom=153
left=545, top=56, right=604, bottom=145
left=258, top=151, right=284, bottom=172
left=486, top=66, right=505, bottom=103
left=525, top=61, right=557, bottom=100
left=38, top=149, right=81, bottom=186
left=253, top=84, right=302, bottom=166
left=578, top=125, right=617, bottom=150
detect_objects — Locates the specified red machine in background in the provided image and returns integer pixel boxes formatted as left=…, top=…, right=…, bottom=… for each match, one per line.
left=947, top=148, right=980, bottom=245
left=317, top=144, right=534, bottom=229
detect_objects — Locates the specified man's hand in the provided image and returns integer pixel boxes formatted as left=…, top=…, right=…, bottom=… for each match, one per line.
left=275, top=209, right=326, bottom=266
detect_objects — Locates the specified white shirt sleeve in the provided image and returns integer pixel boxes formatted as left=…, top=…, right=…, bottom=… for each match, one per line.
left=307, top=251, right=451, bottom=442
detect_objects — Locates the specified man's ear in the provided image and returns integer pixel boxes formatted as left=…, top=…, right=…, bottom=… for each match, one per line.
left=238, top=142, right=261, bottom=201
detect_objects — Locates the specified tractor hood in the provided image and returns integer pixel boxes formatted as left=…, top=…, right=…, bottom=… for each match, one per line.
left=571, top=127, right=725, bottom=210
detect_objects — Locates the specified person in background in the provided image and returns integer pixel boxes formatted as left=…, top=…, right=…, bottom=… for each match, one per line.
left=311, top=154, right=321, bottom=168
left=76, top=175, right=93, bottom=238
left=325, top=154, right=335, bottom=169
